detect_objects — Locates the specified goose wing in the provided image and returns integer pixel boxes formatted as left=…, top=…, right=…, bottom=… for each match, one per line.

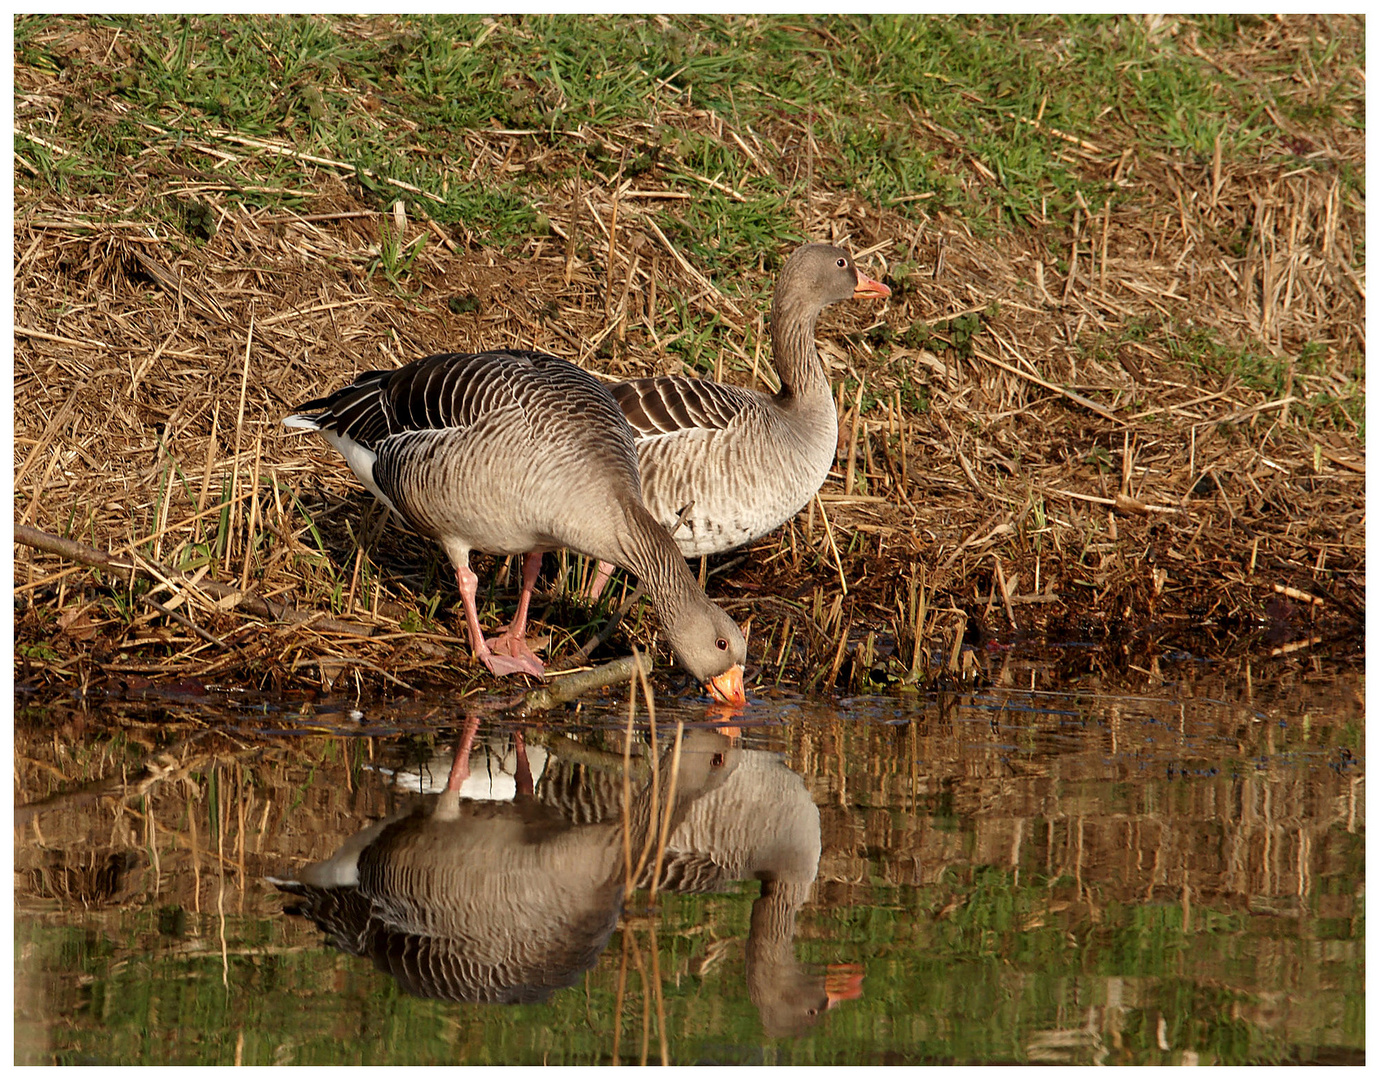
left=612, top=375, right=764, bottom=442
left=287, top=350, right=613, bottom=447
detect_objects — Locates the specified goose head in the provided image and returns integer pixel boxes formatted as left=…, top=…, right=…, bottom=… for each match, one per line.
left=665, top=601, right=748, bottom=706
left=777, top=243, right=891, bottom=313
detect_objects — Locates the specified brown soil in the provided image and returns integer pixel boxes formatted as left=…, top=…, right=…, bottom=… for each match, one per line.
left=14, top=17, right=1364, bottom=705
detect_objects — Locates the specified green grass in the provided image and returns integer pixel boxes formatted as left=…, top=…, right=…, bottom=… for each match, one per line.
left=16, top=14, right=1364, bottom=253
left=13, top=12, right=1364, bottom=465
left=19, top=851, right=1363, bottom=1065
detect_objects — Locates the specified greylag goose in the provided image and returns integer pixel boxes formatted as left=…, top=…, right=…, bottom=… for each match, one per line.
left=270, top=718, right=737, bottom=1004
left=588, top=243, right=889, bottom=594
left=283, top=349, right=746, bottom=704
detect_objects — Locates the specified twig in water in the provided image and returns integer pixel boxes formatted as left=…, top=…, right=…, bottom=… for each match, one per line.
left=571, top=585, right=646, bottom=666
left=141, top=593, right=227, bottom=649
left=510, top=652, right=654, bottom=716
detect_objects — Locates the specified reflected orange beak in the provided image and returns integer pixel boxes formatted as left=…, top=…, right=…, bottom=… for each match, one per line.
left=706, top=664, right=746, bottom=707
left=824, top=963, right=866, bottom=1007
left=705, top=704, right=743, bottom=739
left=853, top=270, right=891, bottom=300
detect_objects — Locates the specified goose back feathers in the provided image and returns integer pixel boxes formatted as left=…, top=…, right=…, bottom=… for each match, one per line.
left=286, top=351, right=638, bottom=558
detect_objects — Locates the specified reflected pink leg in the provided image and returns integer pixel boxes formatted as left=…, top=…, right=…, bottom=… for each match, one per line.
left=446, top=713, right=483, bottom=792
left=513, top=731, right=533, bottom=797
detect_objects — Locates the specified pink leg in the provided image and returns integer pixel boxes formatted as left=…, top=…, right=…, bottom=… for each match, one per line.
left=586, top=559, right=616, bottom=601
left=455, top=563, right=543, bottom=678
left=446, top=713, right=483, bottom=792
left=486, top=550, right=546, bottom=676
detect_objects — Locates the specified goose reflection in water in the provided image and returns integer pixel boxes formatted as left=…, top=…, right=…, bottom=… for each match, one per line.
left=270, top=718, right=862, bottom=1036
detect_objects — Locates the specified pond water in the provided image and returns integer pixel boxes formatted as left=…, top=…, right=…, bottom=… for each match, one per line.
left=14, top=658, right=1364, bottom=1065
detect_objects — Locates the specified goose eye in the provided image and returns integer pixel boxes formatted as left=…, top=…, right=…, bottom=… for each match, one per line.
left=711, top=752, right=725, bottom=767
left=836, top=257, right=848, bottom=268
left=715, top=637, right=728, bottom=651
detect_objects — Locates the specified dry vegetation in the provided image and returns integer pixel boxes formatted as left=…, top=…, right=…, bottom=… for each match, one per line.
left=13, top=15, right=1364, bottom=705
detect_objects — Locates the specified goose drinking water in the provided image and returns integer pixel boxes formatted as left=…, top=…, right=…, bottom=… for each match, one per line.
left=284, top=348, right=746, bottom=704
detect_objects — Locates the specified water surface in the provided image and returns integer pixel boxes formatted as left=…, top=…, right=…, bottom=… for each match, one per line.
left=14, top=660, right=1364, bottom=1065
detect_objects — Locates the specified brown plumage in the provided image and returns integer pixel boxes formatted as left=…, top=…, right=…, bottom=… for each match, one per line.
left=616, top=244, right=888, bottom=555
left=284, top=349, right=745, bottom=702
left=589, top=244, right=889, bottom=595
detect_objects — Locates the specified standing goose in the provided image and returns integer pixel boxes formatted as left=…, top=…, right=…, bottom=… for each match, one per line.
left=588, top=244, right=889, bottom=594
left=284, top=349, right=745, bottom=704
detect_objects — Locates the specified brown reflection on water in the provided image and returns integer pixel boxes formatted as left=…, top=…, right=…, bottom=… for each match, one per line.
left=797, top=676, right=1362, bottom=915
left=13, top=662, right=1364, bottom=1065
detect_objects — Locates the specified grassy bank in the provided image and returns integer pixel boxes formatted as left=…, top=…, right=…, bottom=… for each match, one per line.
left=13, top=14, right=1365, bottom=700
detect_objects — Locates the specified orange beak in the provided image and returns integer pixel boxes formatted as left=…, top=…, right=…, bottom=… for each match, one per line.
left=853, top=269, right=891, bottom=300
left=824, top=963, right=866, bottom=1007
left=705, top=664, right=746, bottom=707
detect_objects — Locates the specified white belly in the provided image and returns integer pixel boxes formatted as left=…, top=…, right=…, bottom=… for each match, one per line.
left=637, top=425, right=834, bottom=558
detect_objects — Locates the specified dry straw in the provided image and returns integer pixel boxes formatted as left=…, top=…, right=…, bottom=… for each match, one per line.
left=14, top=17, right=1363, bottom=697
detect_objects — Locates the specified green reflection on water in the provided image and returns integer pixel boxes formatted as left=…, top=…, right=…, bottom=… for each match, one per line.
left=17, top=851, right=1362, bottom=1066
left=14, top=674, right=1365, bottom=1065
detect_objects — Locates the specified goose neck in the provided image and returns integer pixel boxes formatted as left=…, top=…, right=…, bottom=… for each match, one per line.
left=616, top=502, right=701, bottom=621
left=769, top=295, right=828, bottom=401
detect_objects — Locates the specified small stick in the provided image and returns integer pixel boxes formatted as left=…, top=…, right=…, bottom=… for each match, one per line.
left=947, top=612, right=967, bottom=672
left=823, top=618, right=850, bottom=691
left=239, top=432, right=264, bottom=592
left=1269, top=635, right=1322, bottom=657
left=647, top=701, right=685, bottom=903
left=20, top=444, right=62, bottom=529
left=142, top=593, right=227, bottom=648
left=909, top=567, right=927, bottom=673
left=606, top=150, right=627, bottom=318
left=152, top=426, right=177, bottom=564
left=844, top=378, right=865, bottom=495
left=14, top=382, right=82, bottom=491
left=1211, top=129, right=1223, bottom=207
left=1063, top=208, right=1079, bottom=301
left=633, top=661, right=662, bottom=892
left=564, top=172, right=582, bottom=286
left=620, top=650, right=638, bottom=892
left=200, top=127, right=445, bottom=202
left=813, top=493, right=848, bottom=595
left=617, top=249, right=639, bottom=340
left=994, top=556, right=1017, bottom=630
left=228, top=313, right=255, bottom=565
left=1273, top=583, right=1324, bottom=607
left=1121, top=430, right=1133, bottom=497
left=345, top=544, right=365, bottom=614
left=972, top=345, right=1120, bottom=423
left=897, top=390, right=908, bottom=489
left=646, top=254, right=658, bottom=334
left=511, top=652, right=655, bottom=715
left=1099, top=198, right=1111, bottom=292
left=196, top=400, right=220, bottom=546
left=750, top=320, right=764, bottom=390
